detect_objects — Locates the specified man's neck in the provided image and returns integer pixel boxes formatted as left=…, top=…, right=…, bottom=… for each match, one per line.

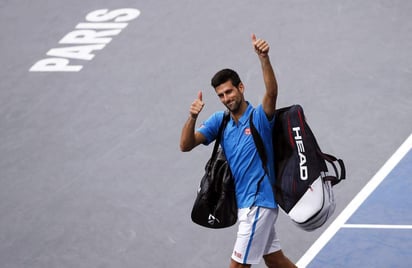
left=231, top=101, right=249, bottom=123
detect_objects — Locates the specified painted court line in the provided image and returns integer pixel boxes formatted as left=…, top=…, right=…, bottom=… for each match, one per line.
left=296, top=133, right=412, bottom=268
left=342, top=224, right=412, bottom=230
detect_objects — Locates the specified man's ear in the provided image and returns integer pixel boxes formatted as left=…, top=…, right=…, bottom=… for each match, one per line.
left=238, top=82, right=245, bottom=93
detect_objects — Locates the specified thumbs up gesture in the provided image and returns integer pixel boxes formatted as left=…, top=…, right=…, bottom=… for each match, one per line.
left=189, top=90, right=205, bottom=119
left=252, top=33, right=269, bottom=57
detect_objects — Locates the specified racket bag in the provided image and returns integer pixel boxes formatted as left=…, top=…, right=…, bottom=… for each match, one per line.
left=272, top=104, right=346, bottom=231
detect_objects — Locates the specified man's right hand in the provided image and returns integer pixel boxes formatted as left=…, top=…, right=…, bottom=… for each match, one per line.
left=189, top=90, right=205, bottom=119
left=180, top=90, right=206, bottom=151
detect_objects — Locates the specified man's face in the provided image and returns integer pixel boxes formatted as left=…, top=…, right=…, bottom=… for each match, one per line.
left=215, top=80, right=244, bottom=113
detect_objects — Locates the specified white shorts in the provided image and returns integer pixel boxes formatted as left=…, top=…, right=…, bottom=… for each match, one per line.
left=231, top=206, right=281, bottom=265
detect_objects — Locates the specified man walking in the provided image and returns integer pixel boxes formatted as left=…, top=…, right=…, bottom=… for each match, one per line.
left=180, top=34, right=296, bottom=268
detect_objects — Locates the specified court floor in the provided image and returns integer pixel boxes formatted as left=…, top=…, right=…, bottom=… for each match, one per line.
left=297, top=134, right=412, bottom=268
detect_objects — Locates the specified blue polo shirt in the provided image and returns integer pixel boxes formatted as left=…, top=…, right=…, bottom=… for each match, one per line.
left=197, top=103, right=277, bottom=209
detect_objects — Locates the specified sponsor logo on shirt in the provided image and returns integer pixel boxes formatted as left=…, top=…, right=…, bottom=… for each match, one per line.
left=244, top=128, right=251, bottom=135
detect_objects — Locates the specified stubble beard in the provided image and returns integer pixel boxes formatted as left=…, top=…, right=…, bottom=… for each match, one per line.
left=225, top=99, right=241, bottom=113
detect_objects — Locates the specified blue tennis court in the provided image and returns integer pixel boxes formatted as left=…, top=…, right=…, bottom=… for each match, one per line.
left=297, top=134, right=412, bottom=267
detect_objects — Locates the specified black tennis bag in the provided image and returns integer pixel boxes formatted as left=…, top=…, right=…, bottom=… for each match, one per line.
left=191, top=112, right=238, bottom=228
left=191, top=148, right=237, bottom=228
left=272, top=105, right=346, bottom=231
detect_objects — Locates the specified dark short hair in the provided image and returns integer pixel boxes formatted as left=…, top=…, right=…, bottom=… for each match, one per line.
left=211, top=68, right=241, bottom=89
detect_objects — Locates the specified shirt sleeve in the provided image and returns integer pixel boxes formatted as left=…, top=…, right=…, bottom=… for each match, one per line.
left=253, top=104, right=275, bottom=131
left=196, top=111, right=225, bottom=145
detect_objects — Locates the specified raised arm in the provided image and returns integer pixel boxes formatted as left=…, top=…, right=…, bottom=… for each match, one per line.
left=252, top=34, right=278, bottom=119
left=180, top=90, right=207, bottom=152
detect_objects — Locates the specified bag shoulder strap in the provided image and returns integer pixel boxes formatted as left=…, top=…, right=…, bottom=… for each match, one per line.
left=248, top=111, right=272, bottom=206
left=249, top=112, right=269, bottom=175
left=210, top=110, right=230, bottom=159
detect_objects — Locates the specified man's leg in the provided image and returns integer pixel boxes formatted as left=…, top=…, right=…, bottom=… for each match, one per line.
left=231, top=207, right=280, bottom=267
left=263, top=250, right=297, bottom=268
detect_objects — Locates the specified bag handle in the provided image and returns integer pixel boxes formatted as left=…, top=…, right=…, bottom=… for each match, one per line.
left=321, top=153, right=346, bottom=185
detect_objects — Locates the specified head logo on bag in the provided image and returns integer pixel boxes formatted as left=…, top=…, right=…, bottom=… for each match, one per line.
left=292, top=126, right=308, bottom=181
